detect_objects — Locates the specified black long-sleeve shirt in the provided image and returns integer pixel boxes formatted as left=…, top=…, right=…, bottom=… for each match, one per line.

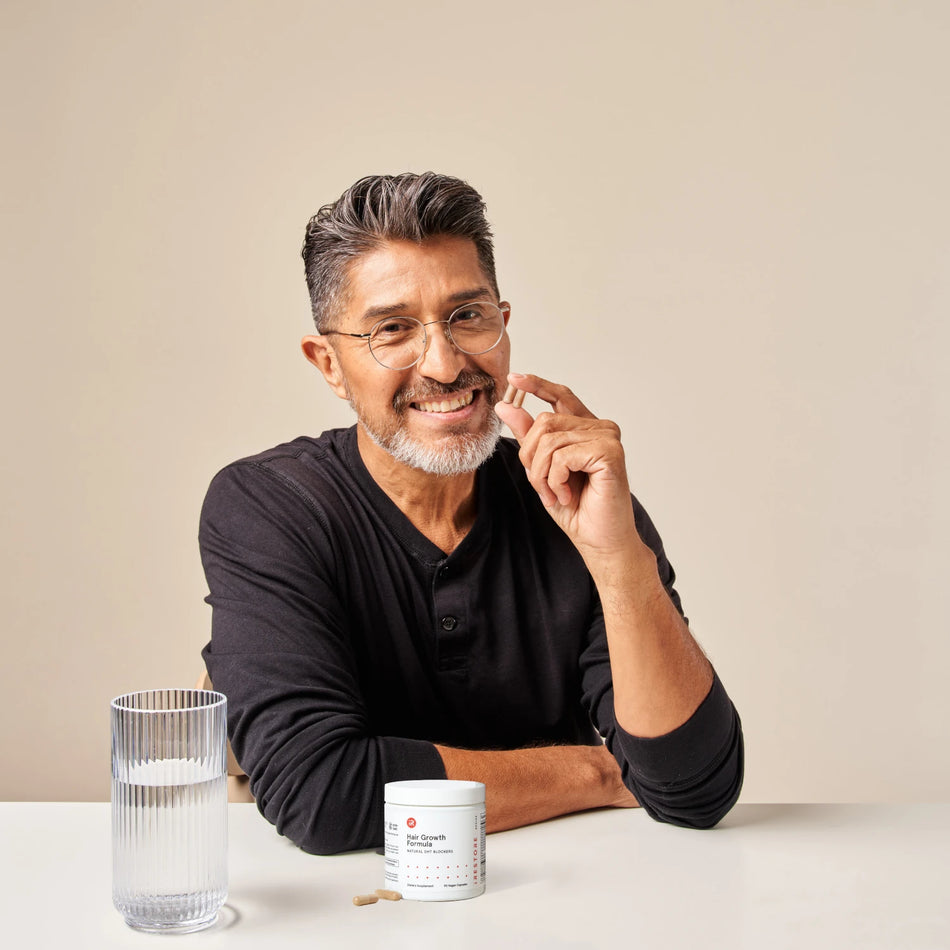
left=199, top=427, right=743, bottom=854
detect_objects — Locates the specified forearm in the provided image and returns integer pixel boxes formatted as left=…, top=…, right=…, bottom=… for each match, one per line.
left=494, top=378, right=712, bottom=739
left=495, top=374, right=740, bottom=825
left=435, top=743, right=637, bottom=833
left=590, top=539, right=713, bottom=739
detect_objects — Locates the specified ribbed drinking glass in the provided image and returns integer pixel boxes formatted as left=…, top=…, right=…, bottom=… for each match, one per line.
left=111, top=688, right=228, bottom=933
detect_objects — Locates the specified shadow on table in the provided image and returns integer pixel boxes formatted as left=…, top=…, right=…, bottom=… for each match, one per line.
left=203, top=904, right=241, bottom=932
left=716, top=803, right=860, bottom=830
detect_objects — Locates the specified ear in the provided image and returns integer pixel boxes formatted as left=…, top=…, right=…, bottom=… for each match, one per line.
left=500, top=302, right=511, bottom=327
left=301, top=335, right=349, bottom=401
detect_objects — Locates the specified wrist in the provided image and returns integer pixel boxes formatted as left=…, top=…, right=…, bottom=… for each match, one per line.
left=590, top=744, right=639, bottom=809
left=585, top=540, right=664, bottom=607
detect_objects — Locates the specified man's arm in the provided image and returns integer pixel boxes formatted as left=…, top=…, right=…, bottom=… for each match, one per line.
left=436, top=743, right=637, bottom=833
left=200, top=459, right=448, bottom=855
left=200, top=456, right=635, bottom=852
left=495, top=373, right=743, bottom=825
left=200, top=421, right=738, bottom=852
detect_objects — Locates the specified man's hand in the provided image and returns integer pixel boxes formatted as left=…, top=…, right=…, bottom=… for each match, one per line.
left=494, top=373, right=654, bottom=578
left=596, top=744, right=641, bottom=810
left=496, top=371, right=714, bottom=740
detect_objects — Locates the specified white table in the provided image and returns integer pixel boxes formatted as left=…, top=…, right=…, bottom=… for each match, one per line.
left=1, top=803, right=947, bottom=949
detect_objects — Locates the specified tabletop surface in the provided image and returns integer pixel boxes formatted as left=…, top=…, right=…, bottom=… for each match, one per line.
left=1, top=802, right=947, bottom=949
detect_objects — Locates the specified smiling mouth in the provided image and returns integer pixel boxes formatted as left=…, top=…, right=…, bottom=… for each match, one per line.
left=411, top=390, right=476, bottom=413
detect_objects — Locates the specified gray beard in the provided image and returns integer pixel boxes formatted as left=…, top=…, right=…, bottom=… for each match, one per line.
left=363, top=412, right=503, bottom=476
left=346, top=368, right=503, bottom=476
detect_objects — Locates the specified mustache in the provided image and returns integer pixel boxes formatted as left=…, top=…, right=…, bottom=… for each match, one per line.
left=393, top=371, right=497, bottom=412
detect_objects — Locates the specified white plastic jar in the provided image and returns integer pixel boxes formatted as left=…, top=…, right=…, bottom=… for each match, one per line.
left=384, top=780, right=486, bottom=901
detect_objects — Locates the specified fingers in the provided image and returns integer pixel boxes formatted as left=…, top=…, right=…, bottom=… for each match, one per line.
left=523, top=421, right=625, bottom=508
left=494, top=399, right=534, bottom=441
left=506, top=373, right=596, bottom=419
left=496, top=374, right=637, bottom=553
left=493, top=371, right=596, bottom=443
left=494, top=373, right=623, bottom=502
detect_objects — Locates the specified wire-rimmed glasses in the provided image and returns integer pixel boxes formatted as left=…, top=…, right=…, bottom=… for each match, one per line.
left=322, top=301, right=509, bottom=370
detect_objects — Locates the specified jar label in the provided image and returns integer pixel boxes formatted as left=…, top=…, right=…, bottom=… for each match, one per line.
left=384, top=803, right=486, bottom=900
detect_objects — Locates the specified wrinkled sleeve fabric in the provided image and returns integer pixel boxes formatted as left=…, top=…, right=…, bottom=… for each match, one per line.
left=579, top=495, right=744, bottom=828
left=614, top=673, right=744, bottom=828
left=199, top=461, right=445, bottom=855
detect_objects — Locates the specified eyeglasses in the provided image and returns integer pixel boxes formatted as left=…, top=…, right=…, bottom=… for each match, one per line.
left=322, top=301, right=509, bottom=370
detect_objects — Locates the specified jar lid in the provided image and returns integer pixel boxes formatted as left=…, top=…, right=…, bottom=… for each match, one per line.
left=384, top=779, right=485, bottom=806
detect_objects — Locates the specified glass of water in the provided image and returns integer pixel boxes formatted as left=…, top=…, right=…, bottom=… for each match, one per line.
left=111, top=688, right=228, bottom=933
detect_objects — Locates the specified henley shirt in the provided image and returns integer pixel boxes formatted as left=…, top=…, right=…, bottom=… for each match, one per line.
left=199, top=426, right=743, bottom=853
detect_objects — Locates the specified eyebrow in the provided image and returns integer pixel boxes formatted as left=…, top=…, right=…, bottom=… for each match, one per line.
left=358, top=287, right=494, bottom=325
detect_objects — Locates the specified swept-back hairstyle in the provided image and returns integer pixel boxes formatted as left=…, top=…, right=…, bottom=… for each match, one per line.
left=301, top=172, right=499, bottom=332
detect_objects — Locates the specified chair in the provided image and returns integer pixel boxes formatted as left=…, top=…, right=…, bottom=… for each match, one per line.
left=195, top=670, right=255, bottom=803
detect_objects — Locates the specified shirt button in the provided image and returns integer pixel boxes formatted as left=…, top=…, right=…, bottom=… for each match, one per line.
left=440, top=616, right=458, bottom=631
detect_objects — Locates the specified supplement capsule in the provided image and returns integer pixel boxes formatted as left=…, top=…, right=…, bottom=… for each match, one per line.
left=352, top=894, right=379, bottom=906
left=374, top=889, right=402, bottom=901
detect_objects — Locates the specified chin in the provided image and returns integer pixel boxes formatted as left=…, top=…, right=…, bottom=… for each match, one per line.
left=371, top=418, right=503, bottom=476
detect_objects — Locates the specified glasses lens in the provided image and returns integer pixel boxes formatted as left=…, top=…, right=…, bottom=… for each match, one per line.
left=447, top=303, right=506, bottom=355
left=368, top=317, right=426, bottom=369
left=366, top=304, right=506, bottom=369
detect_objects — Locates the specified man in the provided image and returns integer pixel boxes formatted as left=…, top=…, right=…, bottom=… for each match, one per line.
left=199, top=172, right=743, bottom=855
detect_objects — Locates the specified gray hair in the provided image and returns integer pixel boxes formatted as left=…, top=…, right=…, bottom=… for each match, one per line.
left=301, top=172, right=499, bottom=332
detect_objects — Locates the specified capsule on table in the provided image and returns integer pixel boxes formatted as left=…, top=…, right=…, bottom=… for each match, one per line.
left=374, top=889, right=402, bottom=901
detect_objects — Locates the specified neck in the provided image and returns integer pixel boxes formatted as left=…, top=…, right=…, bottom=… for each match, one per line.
left=356, top=426, right=478, bottom=554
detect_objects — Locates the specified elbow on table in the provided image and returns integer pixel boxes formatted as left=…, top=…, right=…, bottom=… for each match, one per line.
left=261, top=791, right=380, bottom=856
left=235, top=727, right=395, bottom=855
left=294, top=821, right=371, bottom=856
left=642, top=729, right=744, bottom=831
left=252, top=768, right=383, bottom=855
left=651, top=795, right=739, bottom=831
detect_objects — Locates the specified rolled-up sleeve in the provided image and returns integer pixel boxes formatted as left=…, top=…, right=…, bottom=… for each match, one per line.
left=613, top=673, right=744, bottom=828
left=579, top=494, right=744, bottom=828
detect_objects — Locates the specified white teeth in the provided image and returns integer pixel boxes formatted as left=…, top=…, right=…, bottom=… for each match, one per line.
left=415, top=391, right=475, bottom=413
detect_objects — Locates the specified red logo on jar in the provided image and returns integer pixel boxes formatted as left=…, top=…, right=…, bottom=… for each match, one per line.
left=407, top=817, right=416, bottom=828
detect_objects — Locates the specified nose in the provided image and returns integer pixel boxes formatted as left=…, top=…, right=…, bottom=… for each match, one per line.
left=416, top=320, right=467, bottom=382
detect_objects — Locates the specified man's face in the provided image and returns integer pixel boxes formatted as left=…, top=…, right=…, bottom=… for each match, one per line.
left=308, top=235, right=511, bottom=476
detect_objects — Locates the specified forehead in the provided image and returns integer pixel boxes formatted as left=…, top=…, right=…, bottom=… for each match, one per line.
left=342, top=236, right=490, bottom=320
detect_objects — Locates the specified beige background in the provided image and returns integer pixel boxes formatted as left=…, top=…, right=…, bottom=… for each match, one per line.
left=2, top=0, right=948, bottom=804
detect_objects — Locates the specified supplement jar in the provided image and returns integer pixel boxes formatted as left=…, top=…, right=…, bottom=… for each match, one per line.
left=384, top=780, right=486, bottom=901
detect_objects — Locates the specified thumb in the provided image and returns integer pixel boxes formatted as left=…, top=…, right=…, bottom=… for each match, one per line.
left=494, top=399, right=534, bottom=441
